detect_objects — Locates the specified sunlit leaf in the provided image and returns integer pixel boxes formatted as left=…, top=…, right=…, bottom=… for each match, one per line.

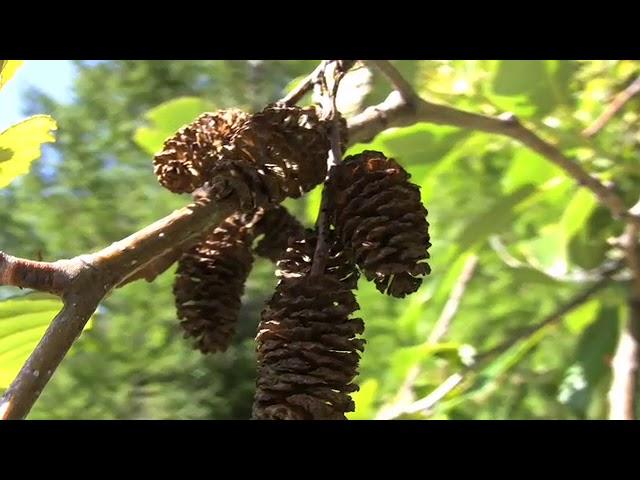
left=563, top=298, right=600, bottom=334
left=304, top=184, right=323, bottom=224
left=0, top=294, right=61, bottom=388
left=558, top=307, right=619, bottom=416
left=501, top=149, right=564, bottom=194
left=488, top=60, right=575, bottom=118
left=560, top=188, right=598, bottom=239
left=0, top=293, right=94, bottom=388
left=0, top=115, right=57, bottom=189
left=389, top=342, right=462, bottom=382
left=456, top=185, right=536, bottom=252
left=346, top=122, right=467, bottom=168
left=133, top=97, right=213, bottom=155
left=517, top=224, right=568, bottom=277
left=346, top=378, right=379, bottom=420
left=0, top=60, right=24, bottom=90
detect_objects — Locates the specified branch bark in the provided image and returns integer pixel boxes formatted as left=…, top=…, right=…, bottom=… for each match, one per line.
left=311, top=60, right=350, bottom=277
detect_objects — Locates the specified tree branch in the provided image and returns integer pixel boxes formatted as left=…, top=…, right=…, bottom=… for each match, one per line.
left=347, top=70, right=639, bottom=225
left=310, top=60, right=350, bottom=277
left=583, top=76, right=640, bottom=138
left=0, top=252, right=76, bottom=296
left=1, top=194, right=238, bottom=419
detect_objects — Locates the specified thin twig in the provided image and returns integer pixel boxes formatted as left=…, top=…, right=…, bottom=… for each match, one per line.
left=310, top=60, right=350, bottom=277
left=427, top=255, right=479, bottom=344
left=279, top=61, right=328, bottom=107
left=403, top=373, right=465, bottom=415
left=583, top=76, right=640, bottom=138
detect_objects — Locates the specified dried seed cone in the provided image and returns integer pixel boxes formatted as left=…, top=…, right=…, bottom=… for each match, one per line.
left=253, top=275, right=365, bottom=420
left=154, top=109, right=249, bottom=194
left=174, top=212, right=255, bottom=353
left=211, top=105, right=332, bottom=207
left=329, top=150, right=431, bottom=298
left=276, top=231, right=359, bottom=289
left=252, top=206, right=306, bottom=263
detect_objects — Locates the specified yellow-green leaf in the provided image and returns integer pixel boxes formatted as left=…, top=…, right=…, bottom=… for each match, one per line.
left=347, top=378, right=379, bottom=420
left=0, top=115, right=57, bottom=189
left=0, top=293, right=92, bottom=388
left=0, top=60, right=24, bottom=90
left=133, top=97, right=212, bottom=155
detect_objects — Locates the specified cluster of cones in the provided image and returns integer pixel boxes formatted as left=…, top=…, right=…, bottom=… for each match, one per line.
left=153, top=105, right=431, bottom=419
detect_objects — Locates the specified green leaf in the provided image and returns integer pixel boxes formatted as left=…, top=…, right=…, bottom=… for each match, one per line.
left=0, top=294, right=62, bottom=387
left=347, top=378, right=379, bottom=420
left=0, top=115, right=57, bottom=189
left=501, top=149, right=564, bottom=194
left=0, top=60, right=23, bottom=90
left=304, top=184, right=323, bottom=224
left=0, top=293, right=93, bottom=388
left=389, top=342, right=462, bottom=382
left=488, top=60, right=574, bottom=118
left=558, top=307, right=619, bottom=416
left=563, top=298, right=600, bottom=334
left=346, top=122, right=468, bottom=168
left=133, top=97, right=213, bottom=155
left=517, top=224, right=568, bottom=277
left=560, top=188, right=598, bottom=239
left=456, top=185, right=536, bottom=252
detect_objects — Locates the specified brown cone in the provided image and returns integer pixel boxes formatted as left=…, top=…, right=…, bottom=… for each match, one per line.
left=154, top=109, right=249, bottom=194
left=253, top=275, right=364, bottom=420
left=328, top=150, right=431, bottom=298
left=276, top=230, right=360, bottom=290
left=174, top=212, right=255, bottom=354
left=209, top=105, right=333, bottom=207
left=252, top=206, right=307, bottom=263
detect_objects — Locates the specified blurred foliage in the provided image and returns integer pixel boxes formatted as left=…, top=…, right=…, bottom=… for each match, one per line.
left=1, top=60, right=640, bottom=419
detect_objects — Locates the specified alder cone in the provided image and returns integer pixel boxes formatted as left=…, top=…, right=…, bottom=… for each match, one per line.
left=253, top=275, right=364, bottom=420
left=154, top=109, right=249, bottom=194
left=276, top=231, right=359, bottom=289
left=329, top=150, right=431, bottom=298
left=173, top=212, right=255, bottom=354
left=210, top=105, right=332, bottom=207
left=252, top=206, right=306, bottom=263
